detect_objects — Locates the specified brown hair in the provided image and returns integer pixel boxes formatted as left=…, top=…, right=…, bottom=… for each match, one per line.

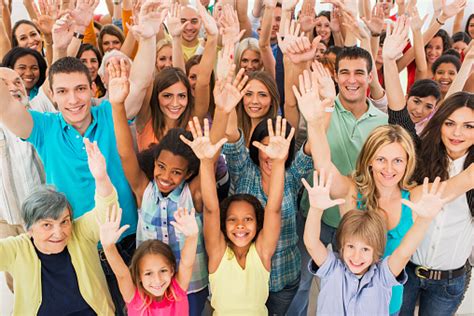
left=336, top=209, right=387, bottom=262
left=98, top=24, right=125, bottom=55
left=130, top=240, right=178, bottom=312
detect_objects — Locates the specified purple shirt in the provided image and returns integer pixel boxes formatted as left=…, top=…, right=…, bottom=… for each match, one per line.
left=309, top=251, right=407, bottom=316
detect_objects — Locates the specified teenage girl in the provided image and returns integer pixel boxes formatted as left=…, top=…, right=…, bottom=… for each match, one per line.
left=180, top=117, right=290, bottom=315
left=99, top=206, right=198, bottom=316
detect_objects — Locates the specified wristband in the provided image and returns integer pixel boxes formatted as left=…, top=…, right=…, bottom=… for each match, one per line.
left=325, top=107, right=335, bottom=113
left=371, top=33, right=381, bottom=37
left=73, top=32, right=85, bottom=40
left=436, top=17, right=445, bottom=25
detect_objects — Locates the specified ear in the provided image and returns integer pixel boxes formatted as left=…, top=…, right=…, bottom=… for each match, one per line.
left=367, top=70, right=373, bottom=84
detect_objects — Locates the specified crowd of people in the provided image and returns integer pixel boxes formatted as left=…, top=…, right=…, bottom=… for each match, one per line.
left=0, top=0, right=473, bottom=315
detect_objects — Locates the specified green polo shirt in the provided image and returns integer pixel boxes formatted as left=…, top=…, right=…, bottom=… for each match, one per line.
left=300, top=96, right=388, bottom=227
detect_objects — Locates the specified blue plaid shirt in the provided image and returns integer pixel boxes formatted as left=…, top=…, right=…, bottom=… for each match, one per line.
left=223, top=133, right=313, bottom=292
left=137, top=181, right=208, bottom=293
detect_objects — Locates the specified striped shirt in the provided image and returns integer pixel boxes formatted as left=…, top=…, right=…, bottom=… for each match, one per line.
left=223, top=133, right=313, bottom=292
left=137, top=181, right=208, bottom=293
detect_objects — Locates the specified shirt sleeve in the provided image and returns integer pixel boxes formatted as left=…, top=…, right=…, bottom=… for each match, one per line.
left=223, top=131, right=253, bottom=186
left=388, top=107, right=420, bottom=149
left=0, top=236, right=24, bottom=272
left=25, top=110, right=49, bottom=149
left=308, top=250, right=341, bottom=279
left=369, top=92, right=388, bottom=113
left=377, top=256, right=408, bottom=288
left=288, top=145, right=313, bottom=187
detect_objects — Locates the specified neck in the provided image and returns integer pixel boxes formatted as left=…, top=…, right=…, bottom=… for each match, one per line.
left=446, top=149, right=467, bottom=161
left=182, top=37, right=199, bottom=48
left=230, top=243, right=251, bottom=259
left=164, top=116, right=179, bottom=130
left=376, top=183, right=401, bottom=200
left=70, top=115, right=92, bottom=136
left=339, top=97, right=368, bottom=119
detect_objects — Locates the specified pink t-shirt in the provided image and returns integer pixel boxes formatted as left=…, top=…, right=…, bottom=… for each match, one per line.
left=126, top=278, right=189, bottom=316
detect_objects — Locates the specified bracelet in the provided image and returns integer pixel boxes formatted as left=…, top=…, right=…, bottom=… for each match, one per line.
left=371, top=33, right=381, bottom=37
left=325, top=106, right=335, bottom=113
left=73, top=32, right=85, bottom=40
left=436, top=17, right=445, bottom=25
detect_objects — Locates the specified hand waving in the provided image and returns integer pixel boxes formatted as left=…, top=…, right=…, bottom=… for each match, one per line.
left=180, top=117, right=228, bottom=161
left=252, top=116, right=295, bottom=162
left=382, top=15, right=410, bottom=61
left=402, top=177, right=452, bottom=220
left=84, top=138, right=107, bottom=182
left=197, top=0, right=218, bottom=36
left=98, top=204, right=130, bottom=248
left=71, top=0, right=99, bottom=29
left=52, top=14, right=74, bottom=49
left=167, top=2, right=186, bottom=38
left=302, top=169, right=346, bottom=211
left=214, top=66, right=249, bottom=113
left=131, top=0, right=168, bottom=39
left=361, top=3, right=384, bottom=36
left=32, top=0, right=59, bottom=36
left=107, top=58, right=130, bottom=105
left=171, top=207, right=199, bottom=238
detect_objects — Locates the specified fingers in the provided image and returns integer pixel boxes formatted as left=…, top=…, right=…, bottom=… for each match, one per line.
left=252, top=141, right=266, bottom=153
left=301, top=177, right=312, bottom=192
left=422, top=177, right=429, bottom=195
left=267, top=117, right=275, bottom=137
left=332, top=198, right=346, bottom=206
left=179, top=134, right=193, bottom=147
left=214, top=137, right=228, bottom=151
left=401, top=198, right=415, bottom=210
left=117, top=224, right=130, bottom=236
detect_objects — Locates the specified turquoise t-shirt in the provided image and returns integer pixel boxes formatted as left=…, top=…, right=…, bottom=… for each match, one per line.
left=357, top=190, right=413, bottom=314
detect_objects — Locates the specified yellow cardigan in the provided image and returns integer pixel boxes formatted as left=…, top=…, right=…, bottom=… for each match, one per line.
left=0, top=191, right=118, bottom=316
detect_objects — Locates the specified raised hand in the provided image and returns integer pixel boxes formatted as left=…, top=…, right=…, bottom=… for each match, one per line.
left=342, top=10, right=369, bottom=40
left=180, top=117, right=228, bottom=160
left=382, top=15, right=410, bottom=61
left=71, top=0, right=99, bottom=29
left=219, top=4, right=243, bottom=46
left=52, top=14, right=74, bottom=49
left=292, top=69, right=334, bottom=123
left=98, top=204, right=130, bottom=248
left=311, top=61, right=336, bottom=102
left=302, top=169, right=346, bottom=211
left=408, top=5, right=428, bottom=32
left=252, top=116, right=295, bottom=162
left=284, top=35, right=322, bottom=64
left=167, top=2, right=186, bottom=38
left=131, top=0, right=168, bottom=39
left=32, top=0, right=59, bottom=36
left=440, top=0, right=467, bottom=21
left=329, top=6, right=342, bottom=33
left=214, top=66, right=249, bottom=113
left=215, top=41, right=235, bottom=81
left=277, top=19, right=303, bottom=52
left=107, top=58, right=130, bottom=105
left=197, top=0, right=218, bottom=36
left=402, top=177, right=452, bottom=220
left=170, top=207, right=199, bottom=237
left=84, top=138, right=107, bottom=182
left=281, top=0, right=298, bottom=12
left=361, top=3, right=384, bottom=36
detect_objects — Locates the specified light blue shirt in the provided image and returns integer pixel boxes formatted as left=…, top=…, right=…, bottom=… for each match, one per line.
left=309, top=251, right=407, bottom=316
left=26, top=100, right=137, bottom=237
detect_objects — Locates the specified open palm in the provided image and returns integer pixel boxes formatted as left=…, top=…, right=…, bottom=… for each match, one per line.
left=171, top=208, right=199, bottom=237
left=180, top=117, right=228, bottom=160
left=252, top=117, right=295, bottom=161
left=98, top=205, right=130, bottom=248
left=302, top=169, right=345, bottom=210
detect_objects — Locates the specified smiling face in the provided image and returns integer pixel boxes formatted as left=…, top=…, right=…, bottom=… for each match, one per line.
left=452, top=41, right=468, bottom=55
left=315, top=15, right=331, bottom=43
left=14, top=23, right=42, bottom=52
left=243, top=79, right=272, bottom=120
left=342, top=238, right=375, bottom=275
left=406, top=95, right=437, bottom=124
left=369, top=142, right=407, bottom=189
left=187, top=64, right=199, bottom=93
left=335, top=58, right=372, bottom=105
left=29, top=209, right=72, bottom=255
left=240, top=49, right=262, bottom=75
left=468, top=17, right=474, bottom=38
left=154, top=150, right=191, bottom=194
left=51, top=72, right=93, bottom=134
left=80, top=50, right=100, bottom=81
left=13, top=54, right=40, bottom=91
left=425, top=36, right=443, bottom=65
left=156, top=46, right=173, bottom=72
left=139, top=253, right=174, bottom=299
left=225, top=200, right=258, bottom=248
left=102, top=34, right=122, bottom=53
left=314, top=42, right=327, bottom=61
left=433, top=63, right=457, bottom=94
left=0, top=68, right=28, bottom=105
left=440, top=107, right=474, bottom=160
left=180, top=7, right=201, bottom=43
left=158, top=81, right=188, bottom=120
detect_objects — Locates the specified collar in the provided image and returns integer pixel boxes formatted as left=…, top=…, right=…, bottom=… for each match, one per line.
left=154, top=180, right=185, bottom=204
left=59, top=108, right=96, bottom=133
left=335, top=95, right=382, bottom=119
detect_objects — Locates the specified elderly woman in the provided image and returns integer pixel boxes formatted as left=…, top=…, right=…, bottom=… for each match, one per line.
left=0, top=140, right=116, bottom=315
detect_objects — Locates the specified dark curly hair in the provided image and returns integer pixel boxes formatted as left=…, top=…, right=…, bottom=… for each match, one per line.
left=2, top=47, right=47, bottom=90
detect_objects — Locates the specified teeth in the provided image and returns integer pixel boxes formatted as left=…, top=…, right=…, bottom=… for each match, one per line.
left=68, top=106, right=83, bottom=113
left=235, top=232, right=247, bottom=237
left=346, top=87, right=358, bottom=91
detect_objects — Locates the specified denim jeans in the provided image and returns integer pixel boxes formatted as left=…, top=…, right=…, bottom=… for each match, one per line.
left=400, top=262, right=472, bottom=316
left=266, top=275, right=301, bottom=316
left=99, top=234, right=136, bottom=316
left=188, top=286, right=209, bottom=316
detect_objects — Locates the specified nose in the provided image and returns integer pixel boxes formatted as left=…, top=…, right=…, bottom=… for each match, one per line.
left=251, top=93, right=259, bottom=104
left=67, top=90, right=79, bottom=104
left=453, top=124, right=462, bottom=136
left=52, top=225, right=63, bottom=238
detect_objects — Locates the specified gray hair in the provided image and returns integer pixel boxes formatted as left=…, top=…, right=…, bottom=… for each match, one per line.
left=21, top=186, right=72, bottom=229
left=97, top=49, right=132, bottom=79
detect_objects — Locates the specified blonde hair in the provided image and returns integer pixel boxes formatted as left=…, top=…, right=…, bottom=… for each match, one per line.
left=336, top=209, right=387, bottom=262
left=156, top=39, right=172, bottom=54
left=353, top=125, right=416, bottom=212
left=235, top=38, right=262, bottom=71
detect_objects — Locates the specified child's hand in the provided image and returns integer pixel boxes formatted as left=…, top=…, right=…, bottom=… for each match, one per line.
left=302, top=169, right=345, bottom=211
left=252, top=116, right=295, bottom=162
left=98, top=204, right=130, bottom=248
left=84, top=138, right=108, bottom=182
left=107, top=58, right=130, bottom=106
left=171, top=207, right=199, bottom=238
left=402, top=177, right=452, bottom=220
left=180, top=117, right=228, bottom=161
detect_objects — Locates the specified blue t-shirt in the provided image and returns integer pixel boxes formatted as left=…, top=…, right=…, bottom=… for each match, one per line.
left=26, top=100, right=137, bottom=237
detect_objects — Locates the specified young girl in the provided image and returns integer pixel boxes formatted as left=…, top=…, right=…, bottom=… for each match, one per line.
left=107, top=59, right=208, bottom=316
left=99, top=206, right=198, bottom=316
left=180, top=117, right=290, bottom=315
left=303, top=169, right=451, bottom=315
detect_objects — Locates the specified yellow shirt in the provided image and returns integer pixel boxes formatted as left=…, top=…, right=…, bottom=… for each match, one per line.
left=209, top=243, right=269, bottom=316
left=0, top=191, right=118, bottom=315
left=182, top=40, right=202, bottom=61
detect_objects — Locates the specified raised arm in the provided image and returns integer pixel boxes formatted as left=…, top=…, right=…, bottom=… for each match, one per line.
left=193, top=0, right=219, bottom=120
left=235, top=0, right=252, bottom=39
left=84, top=138, right=114, bottom=198
left=0, top=77, right=33, bottom=139
left=445, top=41, right=474, bottom=97
left=258, top=0, right=276, bottom=79
left=180, top=117, right=228, bottom=273
left=171, top=208, right=199, bottom=291
left=254, top=117, right=293, bottom=269
left=108, top=59, right=149, bottom=206
left=168, top=2, right=186, bottom=72
left=409, top=6, right=429, bottom=80
left=303, top=169, right=346, bottom=266
left=0, top=1, right=12, bottom=60
left=31, top=0, right=57, bottom=66
left=383, top=16, right=410, bottom=111
left=389, top=178, right=449, bottom=276
left=125, top=0, right=169, bottom=119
